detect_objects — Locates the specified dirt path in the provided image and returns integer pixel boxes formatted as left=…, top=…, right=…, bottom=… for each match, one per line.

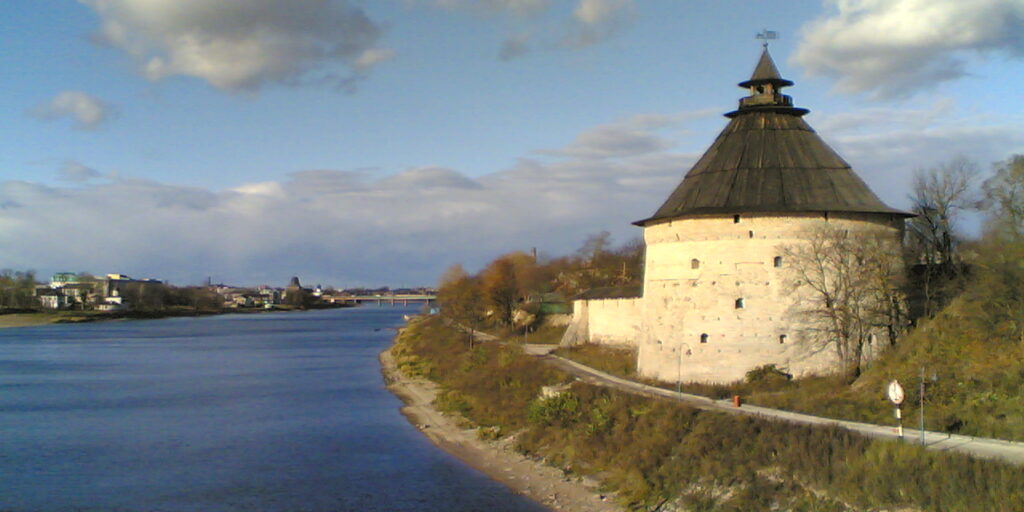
left=380, top=346, right=623, bottom=512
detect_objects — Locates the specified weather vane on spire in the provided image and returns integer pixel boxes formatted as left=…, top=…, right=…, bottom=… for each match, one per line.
left=756, top=29, right=778, bottom=48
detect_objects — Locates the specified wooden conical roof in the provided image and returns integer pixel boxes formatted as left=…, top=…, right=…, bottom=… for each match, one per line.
left=636, top=50, right=910, bottom=226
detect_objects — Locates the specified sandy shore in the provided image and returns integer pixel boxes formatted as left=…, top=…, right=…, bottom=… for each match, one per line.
left=0, top=314, right=61, bottom=329
left=380, top=344, right=623, bottom=512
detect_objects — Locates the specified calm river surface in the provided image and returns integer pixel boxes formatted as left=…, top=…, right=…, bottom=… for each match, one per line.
left=0, top=307, right=548, bottom=512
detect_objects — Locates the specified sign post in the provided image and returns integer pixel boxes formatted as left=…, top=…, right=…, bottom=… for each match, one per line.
left=887, top=380, right=905, bottom=439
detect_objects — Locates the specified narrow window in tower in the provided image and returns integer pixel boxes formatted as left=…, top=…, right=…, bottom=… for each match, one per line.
left=773, top=256, right=783, bottom=268
left=735, top=298, right=745, bottom=309
left=691, top=258, right=700, bottom=269
left=700, top=333, right=709, bottom=344
left=779, top=334, right=787, bottom=344
left=733, top=214, right=741, bottom=224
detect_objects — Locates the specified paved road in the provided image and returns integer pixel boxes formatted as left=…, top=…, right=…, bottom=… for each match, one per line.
left=522, top=344, right=1024, bottom=466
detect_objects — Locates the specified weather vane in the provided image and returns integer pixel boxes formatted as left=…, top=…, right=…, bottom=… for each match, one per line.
left=756, top=29, right=778, bottom=48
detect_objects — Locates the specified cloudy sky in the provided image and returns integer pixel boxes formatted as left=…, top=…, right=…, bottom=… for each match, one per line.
left=2, top=0, right=1023, bottom=288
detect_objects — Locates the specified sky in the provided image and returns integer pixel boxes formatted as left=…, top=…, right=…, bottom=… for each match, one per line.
left=2, top=0, right=1024, bottom=288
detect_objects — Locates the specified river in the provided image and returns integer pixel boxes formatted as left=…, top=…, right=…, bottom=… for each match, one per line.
left=0, top=307, right=548, bottom=512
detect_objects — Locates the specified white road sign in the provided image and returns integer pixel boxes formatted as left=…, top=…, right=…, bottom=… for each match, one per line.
left=887, top=380, right=905, bottom=405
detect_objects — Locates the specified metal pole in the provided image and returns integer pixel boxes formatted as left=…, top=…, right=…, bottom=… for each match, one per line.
left=677, top=347, right=682, bottom=394
left=920, top=366, right=926, bottom=446
left=896, top=406, right=903, bottom=438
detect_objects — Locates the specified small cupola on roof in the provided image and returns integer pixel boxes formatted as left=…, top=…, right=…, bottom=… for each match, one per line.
left=730, top=48, right=807, bottom=117
left=636, top=48, right=911, bottom=226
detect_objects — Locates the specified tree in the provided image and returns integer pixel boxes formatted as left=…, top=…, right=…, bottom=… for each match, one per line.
left=907, top=157, right=978, bottom=315
left=783, top=226, right=907, bottom=377
left=973, top=155, right=1024, bottom=342
left=0, top=269, right=38, bottom=310
left=481, top=256, right=520, bottom=327
left=436, top=264, right=485, bottom=344
left=554, top=232, right=645, bottom=295
left=982, top=154, right=1024, bottom=240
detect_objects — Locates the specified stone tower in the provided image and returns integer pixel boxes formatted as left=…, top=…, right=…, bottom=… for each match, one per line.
left=629, top=48, right=912, bottom=383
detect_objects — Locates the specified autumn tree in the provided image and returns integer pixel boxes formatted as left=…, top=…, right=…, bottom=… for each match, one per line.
left=481, top=256, right=521, bottom=327
left=783, top=226, right=907, bottom=377
left=437, top=264, right=485, bottom=341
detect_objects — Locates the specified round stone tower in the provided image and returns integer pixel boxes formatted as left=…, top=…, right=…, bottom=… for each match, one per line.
left=633, top=48, right=912, bottom=383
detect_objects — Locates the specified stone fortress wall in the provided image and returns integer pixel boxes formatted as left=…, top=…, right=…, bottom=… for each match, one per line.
left=638, top=211, right=903, bottom=383
left=560, top=47, right=913, bottom=384
left=563, top=297, right=643, bottom=348
left=564, top=211, right=905, bottom=384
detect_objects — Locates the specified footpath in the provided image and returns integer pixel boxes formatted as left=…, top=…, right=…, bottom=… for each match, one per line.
left=522, top=344, right=1024, bottom=466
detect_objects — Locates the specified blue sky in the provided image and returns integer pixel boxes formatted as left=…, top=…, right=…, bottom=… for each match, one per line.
left=2, top=0, right=1023, bottom=287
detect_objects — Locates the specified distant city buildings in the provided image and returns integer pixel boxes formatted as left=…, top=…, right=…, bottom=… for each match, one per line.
left=34, top=272, right=435, bottom=312
left=36, top=273, right=163, bottom=311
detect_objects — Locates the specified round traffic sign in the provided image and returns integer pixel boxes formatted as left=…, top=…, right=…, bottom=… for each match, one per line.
left=887, top=380, right=905, bottom=405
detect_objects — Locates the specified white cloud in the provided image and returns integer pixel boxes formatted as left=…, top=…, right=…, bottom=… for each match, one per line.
left=538, top=112, right=707, bottom=159
left=57, top=161, right=102, bottom=182
left=565, top=0, right=634, bottom=48
left=425, top=0, right=634, bottom=59
left=354, top=48, right=397, bottom=70
left=79, top=0, right=388, bottom=92
left=32, top=91, right=114, bottom=129
left=0, top=128, right=685, bottom=286
left=795, top=0, right=1024, bottom=98
left=810, top=103, right=1024, bottom=213
left=8, top=104, right=1019, bottom=287
left=434, top=0, right=552, bottom=17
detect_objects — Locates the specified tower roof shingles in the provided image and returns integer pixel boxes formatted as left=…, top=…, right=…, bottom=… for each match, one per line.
left=636, top=49, right=911, bottom=226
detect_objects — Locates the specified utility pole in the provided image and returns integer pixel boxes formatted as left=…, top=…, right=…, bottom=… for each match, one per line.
left=920, top=367, right=926, bottom=445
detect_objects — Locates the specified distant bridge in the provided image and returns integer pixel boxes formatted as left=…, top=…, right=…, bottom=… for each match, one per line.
left=323, top=294, right=436, bottom=306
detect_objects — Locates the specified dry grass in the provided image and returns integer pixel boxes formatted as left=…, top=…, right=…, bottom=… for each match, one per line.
left=554, top=343, right=638, bottom=378
left=394, top=316, right=1024, bottom=511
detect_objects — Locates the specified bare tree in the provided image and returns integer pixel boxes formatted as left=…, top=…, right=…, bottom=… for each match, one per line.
left=783, top=226, right=907, bottom=377
left=982, top=154, right=1024, bottom=240
left=907, top=157, right=978, bottom=315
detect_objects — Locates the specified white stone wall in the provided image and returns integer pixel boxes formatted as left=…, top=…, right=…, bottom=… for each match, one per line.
left=587, top=298, right=643, bottom=347
left=561, top=297, right=643, bottom=348
left=638, top=211, right=904, bottom=383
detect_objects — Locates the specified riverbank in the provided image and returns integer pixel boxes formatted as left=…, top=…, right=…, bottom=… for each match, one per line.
left=0, top=303, right=355, bottom=329
left=385, top=315, right=1024, bottom=511
left=380, top=332, right=622, bottom=512
left=0, top=313, right=62, bottom=329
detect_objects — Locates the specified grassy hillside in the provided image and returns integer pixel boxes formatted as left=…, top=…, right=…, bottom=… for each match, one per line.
left=747, top=293, right=1024, bottom=441
left=553, top=292, right=1024, bottom=441
left=392, top=316, right=1024, bottom=511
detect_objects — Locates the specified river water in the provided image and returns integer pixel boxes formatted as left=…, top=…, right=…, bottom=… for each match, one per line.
left=0, top=307, right=548, bottom=512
